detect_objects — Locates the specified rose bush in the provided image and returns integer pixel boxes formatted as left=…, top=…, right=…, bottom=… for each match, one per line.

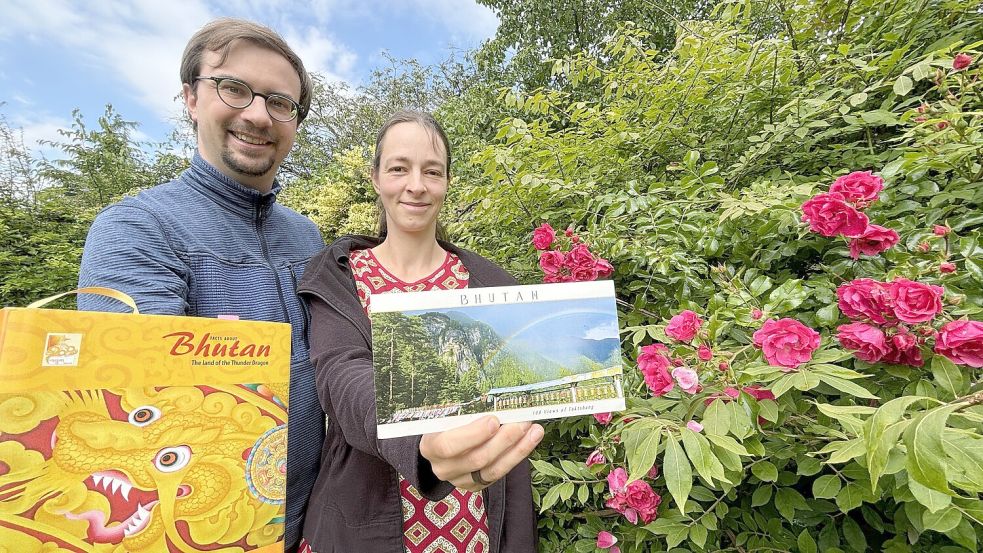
left=452, top=1, right=982, bottom=550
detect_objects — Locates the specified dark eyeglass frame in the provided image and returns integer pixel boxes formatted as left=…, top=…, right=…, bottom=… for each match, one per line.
left=194, top=76, right=303, bottom=123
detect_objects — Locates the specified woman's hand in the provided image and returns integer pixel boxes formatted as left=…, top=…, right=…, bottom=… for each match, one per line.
left=419, top=416, right=544, bottom=492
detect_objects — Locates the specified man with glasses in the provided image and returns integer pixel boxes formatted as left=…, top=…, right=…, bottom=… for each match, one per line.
left=78, top=18, right=324, bottom=552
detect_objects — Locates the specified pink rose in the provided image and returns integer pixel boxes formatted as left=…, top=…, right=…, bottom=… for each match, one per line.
left=953, top=53, right=973, bottom=71
left=686, top=420, right=704, bottom=433
left=671, top=366, right=699, bottom=394
left=848, top=224, right=900, bottom=259
left=882, top=331, right=924, bottom=367
left=698, top=344, right=712, bottom=361
left=624, top=480, right=661, bottom=524
left=638, top=344, right=674, bottom=396
left=801, top=192, right=870, bottom=237
left=565, top=243, right=596, bottom=269
left=837, top=278, right=894, bottom=325
left=933, top=225, right=950, bottom=236
left=940, top=262, right=956, bottom=274
left=743, top=385, right=776, bottom=401
left=597, top=531, right=618, bottom=549
left=607, top=467, right=627, bottom=492
left=935, top=320, right=983, bottom=368
left=753, top=318, right=821, bottom=370
left=829, top=171, right=884, bottom=204
left=890, top=278, right=944, bottom=323
left=594, top=257, right=615, bottom=278
left=837, top=322, right=890, bottom=362
left=538, top=250, right=564, bottom=275
left=666, top=310, right=703, bottom=342
left=594, top=412, right=613, bottom=425
left=532, top=223, right=556, bottom=250
left=586, top=449, right=606, bottom=467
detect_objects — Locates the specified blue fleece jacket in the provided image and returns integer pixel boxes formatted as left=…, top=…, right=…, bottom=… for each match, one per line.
left=78, top=153, right=324, bottom=549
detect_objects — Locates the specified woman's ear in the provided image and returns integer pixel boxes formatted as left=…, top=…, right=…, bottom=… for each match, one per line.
left=370, top=167, right=381, bottom=195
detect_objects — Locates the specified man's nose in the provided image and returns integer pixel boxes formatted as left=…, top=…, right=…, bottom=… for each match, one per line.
left=240, top=97, right=273, bottom=127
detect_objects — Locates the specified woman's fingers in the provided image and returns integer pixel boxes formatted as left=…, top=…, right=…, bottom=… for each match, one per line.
left=464, top=423, right=544, bottom=489
left=420, top=416, right=500, bottom=465
left=425, top=420, right=545, bottom=491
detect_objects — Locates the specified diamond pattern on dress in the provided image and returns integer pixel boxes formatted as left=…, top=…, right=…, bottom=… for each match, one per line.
left=406, top=521, right=429, bottom=547
left=423, top=536, right=456, bottom=553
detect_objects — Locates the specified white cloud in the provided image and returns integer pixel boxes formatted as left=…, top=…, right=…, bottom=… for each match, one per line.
left=408, top=0, right=499, bottom=45
left=282, top=26, right=358, bottom=84
left=0, top=1, right=361, bottom=121
left=9, top=113, right=72, bottom=160
left=583, top=319, right=620, bottom=341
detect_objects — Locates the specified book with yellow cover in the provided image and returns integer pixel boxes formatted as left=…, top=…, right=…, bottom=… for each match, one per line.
left=0, top=289, right=290, bottom=553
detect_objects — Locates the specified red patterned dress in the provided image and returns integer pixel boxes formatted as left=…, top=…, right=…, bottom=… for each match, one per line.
left=301, top=247, right=489, bottom=553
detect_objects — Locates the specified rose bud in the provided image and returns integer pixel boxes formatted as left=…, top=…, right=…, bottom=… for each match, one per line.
left=933, top=225, right=950, bottom=236
left=937, top=121, right=950, bottom=130
left=917, top=242, right=931, bottom=253
left=751, top=308, right=763, bottom=320
left=953, top=53, right=973, bottom=71
left=718, top=361, right=729, bottom=371
left=940, top=262, right=956, bottom=274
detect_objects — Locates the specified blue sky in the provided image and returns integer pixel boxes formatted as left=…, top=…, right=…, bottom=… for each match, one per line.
left=0, top=0, right=498, bottom=158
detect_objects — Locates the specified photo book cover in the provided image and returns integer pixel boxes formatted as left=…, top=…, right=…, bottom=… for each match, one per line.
left=369, top=280, right=626, bottom=438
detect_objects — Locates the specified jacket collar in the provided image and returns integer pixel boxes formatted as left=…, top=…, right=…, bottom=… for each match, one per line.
left=182, top=153, right=281, bottom=219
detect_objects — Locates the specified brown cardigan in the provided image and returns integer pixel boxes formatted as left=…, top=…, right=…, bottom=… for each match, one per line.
left=296, top=235, right=537, bottom=552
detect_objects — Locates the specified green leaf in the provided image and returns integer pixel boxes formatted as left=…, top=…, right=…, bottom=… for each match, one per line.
left=791, top=370, right=821, bottom=392
left=623, top=420, right=662, bottom=482
left=531, top=459, right=567, bottom=479
left=797, top=457, right=822, bottom=476
left=702, top=398, right=730, bottom=436
left=865, top=396, right=927, bottom=489
left=681, top=428, right=717, bottom=485
left=813, top=475, right=842, bottom=499
left=775, top=488, right=808, bottom=521
left=751, top=485, right=772, bottom=507
left=893, top=75, right=913, bottom=96
left=909, top=479, right=951, bottom=513
left=904, top=405, right=959, bottom=494
left=539, top=483, right=563, bottom=513
left=749, top=275, right=772, bottom=296
left=751, top=460, right=778, bottom=482
left=931, top=355, right=965, bottom=398
left=841, top=516, right=867, bottom=552
left=757, top=399, right=779, bottom=423
left=951, top=519, right=978, bottom=551
left=922, top=507, right=961, bottom=533
left=798, top=529, right=818, bottom=553
left=663, top=434, right=692, bottom=514
left=818, top=374, right=878, bottom=399
left=689, top=524, right=708, bottom=549
left=836, top=482, right=865, bottom=512
left=817, top=403, right=877, bottom=417
left=771, top=373, right=797, bottom=397
left=558, top=481, right=575, bottom=501
left=827, top=439, right=866, bottom=464
left=577, top=484, right=588, bottom=504
left=706, top=433, right=750, bottom=456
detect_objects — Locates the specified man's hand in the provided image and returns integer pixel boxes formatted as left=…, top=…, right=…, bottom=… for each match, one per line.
left=420, top=416, right=544, bottom=492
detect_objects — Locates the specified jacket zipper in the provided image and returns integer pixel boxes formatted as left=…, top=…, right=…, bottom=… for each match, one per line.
left=289, top=264, right=311, bottom=351
left=256, top=200, right=290, bottom=324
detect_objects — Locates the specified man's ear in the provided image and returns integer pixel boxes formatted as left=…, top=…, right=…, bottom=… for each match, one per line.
left=182, top=82, right=198, bottom=125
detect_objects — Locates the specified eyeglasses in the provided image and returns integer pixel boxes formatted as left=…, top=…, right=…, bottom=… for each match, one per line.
left=194, top=76, right=302, bottom=122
